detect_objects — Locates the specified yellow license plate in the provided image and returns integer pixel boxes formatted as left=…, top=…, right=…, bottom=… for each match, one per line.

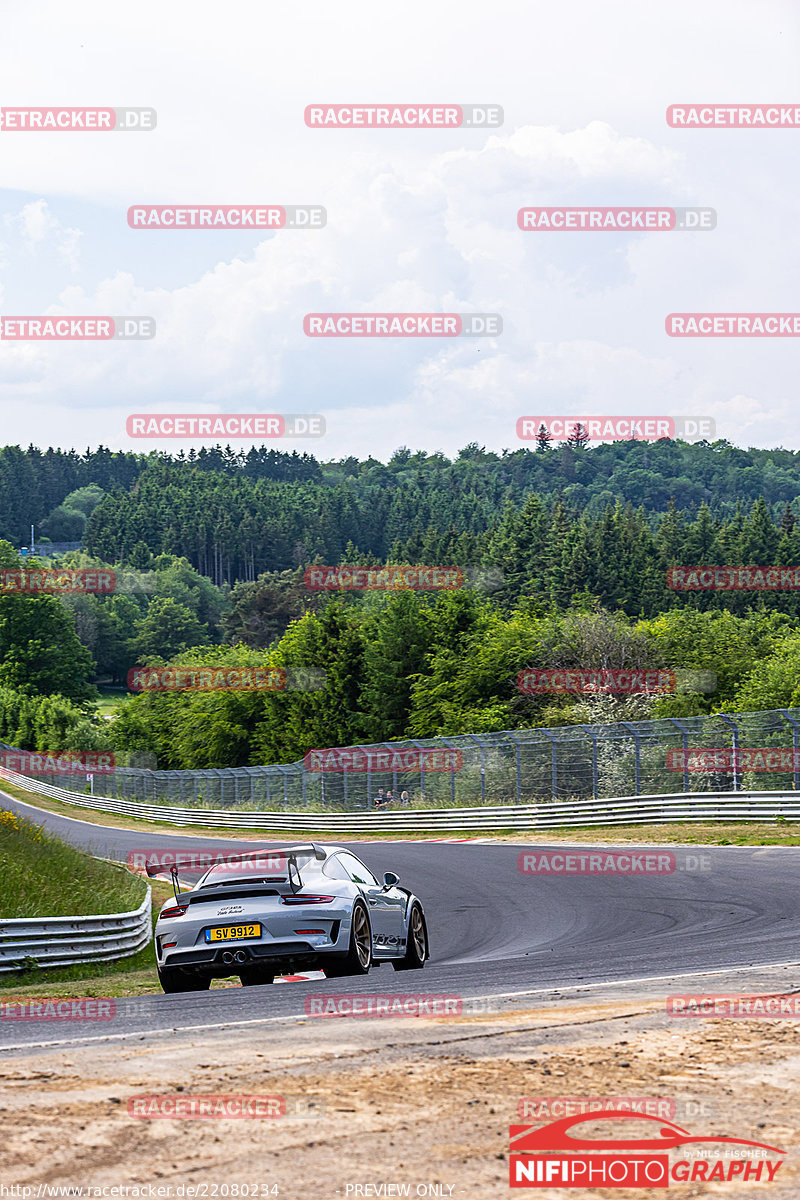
left=205, top=923, right=261, bottom=943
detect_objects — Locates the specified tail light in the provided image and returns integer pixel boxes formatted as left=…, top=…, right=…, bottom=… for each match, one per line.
left=281, top=894, right=334, bottom=905
left=295, top=929, right=325, bottom=935
left=161, top=904, right=188, bottom=918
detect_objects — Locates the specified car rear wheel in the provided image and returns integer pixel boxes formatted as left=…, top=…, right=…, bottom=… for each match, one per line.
left=323, top=899, right=372, bottom=977
left=239, top=969, right=275, bottom=986
left=157, top=965, right=211, bottom=993
left=393, top=903, right=427, bottom=971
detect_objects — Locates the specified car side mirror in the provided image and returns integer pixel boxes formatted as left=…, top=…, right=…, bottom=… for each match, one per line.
left=382, top=871, right=400, bottom=890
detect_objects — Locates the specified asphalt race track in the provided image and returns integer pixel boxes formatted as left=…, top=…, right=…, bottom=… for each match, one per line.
left=2, top=792, right=800, bottom=1050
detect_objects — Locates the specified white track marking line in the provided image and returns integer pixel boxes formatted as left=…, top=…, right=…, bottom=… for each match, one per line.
left=2, top=958, right=799, bottom=1053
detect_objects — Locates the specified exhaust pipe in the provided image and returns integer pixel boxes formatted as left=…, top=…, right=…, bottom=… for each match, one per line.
left=221, top=951, right=234, bottom=965
left=234, top=950, right=248, bottom=964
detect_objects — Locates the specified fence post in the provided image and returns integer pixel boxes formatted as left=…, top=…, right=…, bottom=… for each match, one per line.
left=467, top=735, right=487, bottom=803
left=779, top=710, right=799, bottom=791
left=578, top=726, right=599, bottom=800
left=668, top=718, right=691, bottom=794
left=714, top=713, right=741, bottom=793
left=505, top=732, right=521, bottom=804
left=541, top=730, right=558, bottom=799
left=620, top=721, right=642, bottom=796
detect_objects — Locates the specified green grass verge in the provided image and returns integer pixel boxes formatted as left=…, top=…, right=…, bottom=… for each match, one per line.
left=0, top=804, right=147, bottom=918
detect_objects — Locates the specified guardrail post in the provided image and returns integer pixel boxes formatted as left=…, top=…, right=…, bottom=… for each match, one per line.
left=668, top=718, right=691, bottom=793
left=620, top=721, right=641, bottom=796
left=714, top=713, right=741, bottom=793
left=779, top=710, right=800, bottom=791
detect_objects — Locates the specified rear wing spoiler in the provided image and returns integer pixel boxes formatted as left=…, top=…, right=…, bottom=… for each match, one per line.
left=145, top=842, right=327, bottom=895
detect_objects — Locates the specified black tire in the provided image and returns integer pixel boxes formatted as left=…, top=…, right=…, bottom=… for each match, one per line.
left=157, top=965, right=211, bottom=993
left=239, top=969, right=275, bottom=987
left=323, top=899, right=372, bottom=977
left=393, top=903, right=428, bottom=971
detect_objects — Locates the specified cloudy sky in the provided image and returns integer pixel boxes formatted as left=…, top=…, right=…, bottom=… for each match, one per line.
left=0, top=0, right=798, bottom=459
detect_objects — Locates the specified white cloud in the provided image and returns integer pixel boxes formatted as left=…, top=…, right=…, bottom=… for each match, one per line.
left=0, top=0, right=798, bottom=456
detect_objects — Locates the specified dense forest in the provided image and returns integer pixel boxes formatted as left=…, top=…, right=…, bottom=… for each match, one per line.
left=3, top=435, right=800, bottom=765
left=4, top=437, right=800, bottom=577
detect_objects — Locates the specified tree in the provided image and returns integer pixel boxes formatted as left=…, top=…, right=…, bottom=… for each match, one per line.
left=535, top=424, right=552, bottom=453
left=0, top=542, right=94, bottom=700
left=128, top=597, right=208, bottom=662
left=566, top=422, right=590, bottom=450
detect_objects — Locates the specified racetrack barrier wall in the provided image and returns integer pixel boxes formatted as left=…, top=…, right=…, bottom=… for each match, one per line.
left=2, top=767, right=800, bottom=832
left=0, top=887, right=152, bottom=973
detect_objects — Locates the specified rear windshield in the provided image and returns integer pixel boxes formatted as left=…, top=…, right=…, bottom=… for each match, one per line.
left=200, top=854, right=289, bottom=886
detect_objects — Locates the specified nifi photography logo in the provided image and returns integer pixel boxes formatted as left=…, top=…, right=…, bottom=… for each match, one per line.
left=508, top=1110, right=785, bottom=1188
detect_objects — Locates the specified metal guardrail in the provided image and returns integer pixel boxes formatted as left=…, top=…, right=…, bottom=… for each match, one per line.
left=0, top=886, right=151, bottom=973
left=2, top=767, right=799, bottom=833
left=8, top=707, right=800, bottom=812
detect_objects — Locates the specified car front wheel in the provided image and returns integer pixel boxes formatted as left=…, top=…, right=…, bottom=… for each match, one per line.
left=393, top=903, right=427, bottom=971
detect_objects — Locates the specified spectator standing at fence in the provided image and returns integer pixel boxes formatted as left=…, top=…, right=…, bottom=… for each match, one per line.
left=374, top=787, right=387, bottom=809
left=400, top=790, right=410, bottom=805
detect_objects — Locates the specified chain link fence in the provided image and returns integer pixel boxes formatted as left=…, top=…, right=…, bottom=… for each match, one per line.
left=5, top=707, right=800, bottom=813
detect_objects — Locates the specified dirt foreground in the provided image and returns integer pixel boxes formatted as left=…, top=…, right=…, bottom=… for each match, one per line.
left=1, top=986, right=799, bottom=1200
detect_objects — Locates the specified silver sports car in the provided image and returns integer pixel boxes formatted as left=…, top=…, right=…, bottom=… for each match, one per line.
left=147, top=842, right=429, bottom=993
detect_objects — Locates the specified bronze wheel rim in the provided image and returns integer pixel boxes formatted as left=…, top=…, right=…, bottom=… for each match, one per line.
left=411, top=907, right=426, bottom=959
left=353, top=905, right=371, bottom=968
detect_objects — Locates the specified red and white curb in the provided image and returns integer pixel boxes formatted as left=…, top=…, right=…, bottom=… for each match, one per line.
left=274, top=970, right=325, bottom=984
